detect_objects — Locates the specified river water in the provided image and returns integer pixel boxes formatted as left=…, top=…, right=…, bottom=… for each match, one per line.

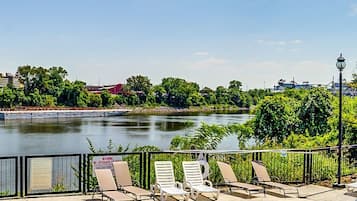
left=0, top=112, right=253, bottom=155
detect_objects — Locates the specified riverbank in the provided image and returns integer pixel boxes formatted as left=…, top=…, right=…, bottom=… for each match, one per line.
left=126, top=105, right=249, bottom=115
left=0, top=109, right=130, bottom=120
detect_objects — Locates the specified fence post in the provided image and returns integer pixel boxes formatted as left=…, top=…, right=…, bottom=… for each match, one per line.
left=142, top=152, right=146, bottom=189
left=303, top=152, right=307, bottom=184
left=309, top=150, right=313, bottom=183
left=139, top=152, right=143, bottom=188
left=78, top=154, right=82, bottom=193
left=82, top=154, right=86, bottom=194
left=86, top=154, right=91, bottom=193
left=19, top=156, right=23, bottom=197
left=251, top=152, right=256, bottom=181
left=147, top=152, right=151, bottom=190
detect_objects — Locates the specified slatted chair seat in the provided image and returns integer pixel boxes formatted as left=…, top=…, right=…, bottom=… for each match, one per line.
left=154, top=161, right=189, bottom=201
left=94, top=169, right=134, bottom=201
left=216, top=161, right=264, bottom=197
left=251, top=160, right=300, bottom=197
left=182, top=161, right=219, bottom=200
left=113, top=161, right=153, bottom=200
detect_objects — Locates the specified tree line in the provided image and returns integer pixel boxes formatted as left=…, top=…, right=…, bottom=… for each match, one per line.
left=0, top=66, right=271, bottom=108
left=170, top=87, right=357, bottom=150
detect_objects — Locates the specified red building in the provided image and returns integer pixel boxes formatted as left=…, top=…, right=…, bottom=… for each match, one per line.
left=86, top=83, right=124, bottom=94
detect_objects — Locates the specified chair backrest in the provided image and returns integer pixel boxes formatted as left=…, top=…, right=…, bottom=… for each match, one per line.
left=251, top=160, right=271, bottom=182
left=216, top=161, right=238, bottom=183
left=154, top=161, right=176, bottom=188
left=113, top=161, right=133, bottom=187
left=95, top=169, right=118, bottom=191
left=182, top=161, right=204, bottom=187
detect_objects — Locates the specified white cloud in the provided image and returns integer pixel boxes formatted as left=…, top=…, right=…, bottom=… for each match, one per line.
left=256, top=39, right=303, bottom=46
left=193, top=51, right=209, bottom=56
left=350, top=4, right=357, bottom=16
left=191, top=57, right=228, bottom=68
left=290, top=39, right=302, bottom=44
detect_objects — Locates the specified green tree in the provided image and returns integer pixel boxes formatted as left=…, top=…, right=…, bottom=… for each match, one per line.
left=161, top=77, right=199, bottom=107
left=29, top=89, right=45, bottom=106
left=115, top=94, right=127, bottom=105
left=228, top=80, right=242, bottom=90
left=254, top=95, right=298, bottom=143
left=126, top=75, right=152, bottom=104
left=126, top=75, right=152, bottom=94
left=215, top=86, right=229, bottom=105
left=151, top=85, right=166, bottom=104
left=88, top=93, right=102, bottom=107
left=297, top=88, right=333, bottom=136
left=0, top=87, right=16, bottom=108
left=200, top=87, right=216, bottom=104
left=101, top=90, right=115, bottom=107
left=59, top=80, right=89, bottom=107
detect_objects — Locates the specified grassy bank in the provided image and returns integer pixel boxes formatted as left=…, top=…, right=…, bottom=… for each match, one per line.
left=125, top=105, right=249, bottom=115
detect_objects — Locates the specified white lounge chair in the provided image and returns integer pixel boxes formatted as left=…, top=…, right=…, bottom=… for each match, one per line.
left=154, top=161, right=189, bottom=201
left=182, top=161, right=219, bottom=200
left=346, top=182, right=357, bottom=193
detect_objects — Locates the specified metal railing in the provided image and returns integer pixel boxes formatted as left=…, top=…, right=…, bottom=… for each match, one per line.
left=0, top=145, right=355, bottom=198
left=24, top=154, right=82, bottom=196
left=0, top=156, right=18, bottom=198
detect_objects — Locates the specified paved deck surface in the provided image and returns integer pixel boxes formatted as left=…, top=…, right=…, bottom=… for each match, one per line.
left=2, top=185, right=356, bottom=201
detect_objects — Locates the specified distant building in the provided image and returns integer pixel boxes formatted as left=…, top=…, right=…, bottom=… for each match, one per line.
left=329, top=82, right=357, bottom=96
left=272, top=78, right=356, bottom=96
left=273, top=79, right=312, bottom=92
left=86, top=83, right=124, bottom=94
left=0, top=72, right=22, bottom=88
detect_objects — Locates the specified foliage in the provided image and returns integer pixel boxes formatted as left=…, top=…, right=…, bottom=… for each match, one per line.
left=297, top=88, right=333, bottom=136
left=0, top=87, right=16, bottom=108
left=348, top=73, right=357, bottom=89
left=88, top=93, right=102, bottom=107
left=253, top=95, right=298, bottom=143
left=101, top=90, right=115, bottom=107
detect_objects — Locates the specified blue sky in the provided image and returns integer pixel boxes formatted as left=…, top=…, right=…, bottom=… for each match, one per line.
left=0, top=0, right=356, bottom=89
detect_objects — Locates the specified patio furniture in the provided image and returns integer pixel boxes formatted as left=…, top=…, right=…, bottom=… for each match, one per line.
left=182, top=161, right=219, bottom=200
left=216, top=161, right=264, bottom=197
left=94, top=168, right=134, bottom=201
left=346, top=182, right=357, bottom=193
left=154, top=161, right=189, bottom=201
left=113, top=161, right=153, bottom=200
left=251, top=160, right=299, bottom=197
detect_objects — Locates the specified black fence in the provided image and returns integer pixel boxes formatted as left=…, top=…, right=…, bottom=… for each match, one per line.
left=0, top=145, right=356, bottom=198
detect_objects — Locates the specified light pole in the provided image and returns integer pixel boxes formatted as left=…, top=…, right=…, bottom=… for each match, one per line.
left=335, top=53, right=346, bottom=187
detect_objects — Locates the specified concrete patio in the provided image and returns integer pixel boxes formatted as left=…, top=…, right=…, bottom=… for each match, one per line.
left=2, top=185, right=356, bottom=201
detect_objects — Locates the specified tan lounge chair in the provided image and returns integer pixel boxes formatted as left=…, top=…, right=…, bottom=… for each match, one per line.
left=216, top=161, right=264, bottom=197
left=154, top=161, right=189, bottom=201
left=113, top=161, right=153, bottom=200
left=94, top=169, right=134, bottom=201
left=251, top=160, right=299, bottom=197
left=182, top=161, right=219, bottom=200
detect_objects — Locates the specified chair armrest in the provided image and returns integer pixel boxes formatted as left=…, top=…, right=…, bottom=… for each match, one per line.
left=175, top=182, right=184, bottom=189
left=184, top=181, right=193, bottom=189
left=203, top=180, right=213, bottom=187
left=223, top=178, right=233, bottom=183
left=271, top=176, right=281, bottom=182
left=132, top=179, right=140, bottom=187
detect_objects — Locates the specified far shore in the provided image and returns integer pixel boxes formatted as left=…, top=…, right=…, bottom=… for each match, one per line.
left=0, top=105, right=250, bottom=115
left=125, top=105, right=250, bottom=115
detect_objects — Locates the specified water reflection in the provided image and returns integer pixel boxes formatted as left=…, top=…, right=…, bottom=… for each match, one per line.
left=155, top=121, right=195, bottom=131
left=3, top=119, right=82, bottom=134
left=0, top=112, right=252, bottom=154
